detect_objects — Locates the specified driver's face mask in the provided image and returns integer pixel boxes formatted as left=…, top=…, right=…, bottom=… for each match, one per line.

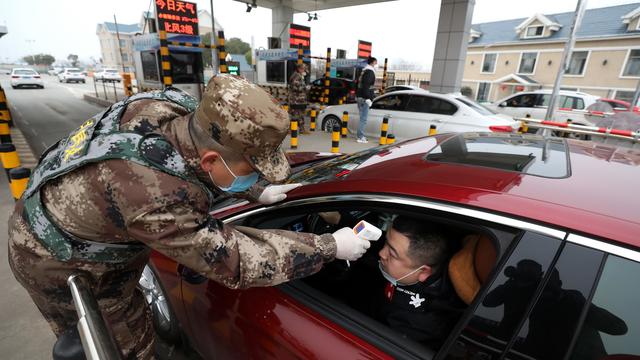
left=378, top=261, right=425, bottom=287
left=209, top=156, right=259, bottom=193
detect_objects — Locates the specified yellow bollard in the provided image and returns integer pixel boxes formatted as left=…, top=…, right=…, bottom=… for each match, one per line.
left=0, top=121, right=11, bottom=143
left=282, top=104, right=289, bottom=112
left=0, top=143, right=21, bottom=182
left=290, top=120, right=298, bottom=149
left=9, top=167, right=30, bottom=201
left=386, top=134, right=396, bottom=145
left=428, top=125, right=437, bottom=136
left=310, top=109, right=317, bottom=131
left=341, top=111, right=349, bottom=138
left=519, top=121, right=529, bottom=133
left=338, top=98, right=343, bottom=105
left=331, top=125, right=340, bottom=153
left=379, top=117, right=389, bottom=145
left=0, top=85, right=12, bottom=126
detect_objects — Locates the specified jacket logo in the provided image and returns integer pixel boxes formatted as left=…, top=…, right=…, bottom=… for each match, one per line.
left=409, top=294, right=425, bottom=308
left=63, top=119, right=94, bottom=162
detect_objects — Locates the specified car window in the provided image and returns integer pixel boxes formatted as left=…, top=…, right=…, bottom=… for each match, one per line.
left=456, top=97, right=496, bottom=116
left=569, top=255, right=640, bottom=359
left=312, top=79, right=323, bottom=86
left=504, top=94, right=537, bottom=108
left=573, top=97, right=585, bottom=110
left=371, top=94, right=409, bottom=111
left=405, top=95, right=457, bottom=115
left=14, top=69, right=36, bottom=75
left=446, top=232, right=562, bottom=359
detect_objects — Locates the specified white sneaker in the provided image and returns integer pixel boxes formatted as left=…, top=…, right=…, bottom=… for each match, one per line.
left=356, top=137, right=369, bottom=144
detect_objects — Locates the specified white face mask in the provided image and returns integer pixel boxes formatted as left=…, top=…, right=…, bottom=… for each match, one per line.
left=378, top=261, right=425, bottom=287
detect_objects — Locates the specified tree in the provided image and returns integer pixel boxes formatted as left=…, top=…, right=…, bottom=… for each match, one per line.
left=244, top=50, right=252, bottom=66
left=22, top=54, right=55, bottom=66
left=201, top=33, right=214, bottom=68
left=225, top=38, right=250, bottom=55
left=67, top=54, right=79, bottom=67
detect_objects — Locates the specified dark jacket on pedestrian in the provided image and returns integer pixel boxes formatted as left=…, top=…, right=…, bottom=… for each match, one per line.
left=356, top=66, right=376, bottom=100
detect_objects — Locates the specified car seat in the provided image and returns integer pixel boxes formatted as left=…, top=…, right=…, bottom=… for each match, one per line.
left=448, top=234, right=498, bottom=305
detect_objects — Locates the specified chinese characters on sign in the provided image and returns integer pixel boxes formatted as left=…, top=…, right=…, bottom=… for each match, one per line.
left=289, top=24, right=311, bottom=50
left=155, top=0, right=199, bottom=36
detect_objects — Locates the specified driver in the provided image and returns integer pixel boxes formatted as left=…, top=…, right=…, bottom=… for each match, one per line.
left=371, top=216, right=465, bottom=349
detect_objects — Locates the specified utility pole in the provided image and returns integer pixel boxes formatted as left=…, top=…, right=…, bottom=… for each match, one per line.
left=209, top=0, right=218, bottom=74
left=543, top=0, right=588, bottom=129
left=114, top=14, right=127, bottom=73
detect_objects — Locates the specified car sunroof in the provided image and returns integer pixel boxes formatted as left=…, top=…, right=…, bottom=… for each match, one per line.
left=424, top=133, right=570, bottom=178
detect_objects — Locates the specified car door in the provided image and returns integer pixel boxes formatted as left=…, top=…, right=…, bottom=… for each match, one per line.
left=496, top=94, right=541, bottom=119
left=402, top=95, right=460, bottom=136
left=365, top=93, right=411, bottom=139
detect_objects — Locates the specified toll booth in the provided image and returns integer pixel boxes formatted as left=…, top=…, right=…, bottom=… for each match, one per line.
left=332, top=58, right=367, bottom=82
left=255, top=48, right=311, bottom=86
left=132, top=33, right=205, bottom=99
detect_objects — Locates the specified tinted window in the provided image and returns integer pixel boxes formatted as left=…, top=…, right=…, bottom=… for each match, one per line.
left=266, top=61, right=285, bottom=83
left=457, top=97, right=495, bottom=116
left=371, top=94, right=409, bottom=111
left=426, top=133, right=570, bottom=178
left=405, top=96, right=457, bottom=115
left=507, top=243, right=604, bottom=359
left=14, top=70, right=36, bottom=75
left=504, top=94, right=536, bottom=108
left=570, top=255, right=640, bottom=359
left=141, top=51, right=159, bottom=82
left=447, top=232, right=561, bottom=359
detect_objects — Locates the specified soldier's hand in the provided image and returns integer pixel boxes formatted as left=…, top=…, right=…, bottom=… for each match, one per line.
left=365, top=99, right=373, bottom=108
left=257, top=183, right=303, bottom=205
left=333, top=227, right=371, bottom=261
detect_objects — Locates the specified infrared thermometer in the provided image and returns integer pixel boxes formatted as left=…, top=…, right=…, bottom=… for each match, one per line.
left=347, top=221, right=382, bottom=267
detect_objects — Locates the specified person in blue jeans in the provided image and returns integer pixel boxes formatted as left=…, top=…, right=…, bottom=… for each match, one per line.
left=356, top=57, right=377, bottom=143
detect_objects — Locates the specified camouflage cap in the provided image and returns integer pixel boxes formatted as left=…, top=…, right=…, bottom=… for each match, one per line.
left=194, top=74, right=290, bottom=183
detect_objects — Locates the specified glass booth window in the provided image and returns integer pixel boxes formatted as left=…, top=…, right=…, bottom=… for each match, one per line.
left=267, top=61, right=285, bottom=83
left=141, top=51, right=159, bottom=82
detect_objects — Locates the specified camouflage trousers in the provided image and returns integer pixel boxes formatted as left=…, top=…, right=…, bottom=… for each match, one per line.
left=289, top=106, right=307, bottom=132
left=8, top=202, right=155, bottom=359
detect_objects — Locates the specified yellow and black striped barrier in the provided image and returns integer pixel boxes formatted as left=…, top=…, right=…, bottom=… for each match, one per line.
left=380, top=58, right=389, bottom=95
left=290, top=120, right=298, bottom=149
left=168, top=41, right=216, bottom=49
left=331, top=124, right=340, bottom=153
left=310, top=109, right=317, bottom=131
left=218, top=31, right=228, bottom=74
left=0, top=143, right=21, bottom=181
left=297, top=44, right=304, bottom=65
left=9, top=167, right=30, bottom=201
left=341, top=111, right=349, bottom=138
left=379, top=116, right=389, bottom=145
left=323, top=48, right=331, bottom=108
left=428, top=125, right=437, bottom=136
left=0, top=121, right=11, bottom=144
left=158, top=30, right=173, bottom=87
left=0, top=85, right=12, bottom=126
left=386, top=134, right=396, bottom=145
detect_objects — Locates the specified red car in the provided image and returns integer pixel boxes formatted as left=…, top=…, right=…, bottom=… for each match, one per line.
left=140, top=133, right=640, bottom=360
left=598, top=98, right=640, bottom=113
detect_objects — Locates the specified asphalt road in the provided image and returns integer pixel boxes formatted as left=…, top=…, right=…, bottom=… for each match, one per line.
left=0, top=74, right=118, bottom=156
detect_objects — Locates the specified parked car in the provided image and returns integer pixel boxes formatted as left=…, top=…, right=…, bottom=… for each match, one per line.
left=47, top=68, right=63, bottom=76
left=10, top=68, right=44, bottom=89
left=317, top=90, right=519, bottom=139
left=94, top=69, right=122, bottom=82
left=488, top=90, right=600, bottom=125
left=309, top=77, right=356, bottom=105
left=597, top=98, right=640, bottom=113
left=57, top=68, right=86, bottom=83
left=142, top=134, right=640, bottom=359
left=0, top=68, right=11, bottom=75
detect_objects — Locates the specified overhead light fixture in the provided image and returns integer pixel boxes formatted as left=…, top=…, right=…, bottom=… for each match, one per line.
left=308, top=13, right=313, bottom=21
left=246, top=0, right=257, bottom=12
left=246, top=3, right=252, bottom=12
left=313, top=13, right=318, bottom=20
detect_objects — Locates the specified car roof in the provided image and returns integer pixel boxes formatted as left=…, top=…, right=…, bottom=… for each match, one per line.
left=293, top=134, right=640, bottom=247
left=12, top=68, right=36, bottom=71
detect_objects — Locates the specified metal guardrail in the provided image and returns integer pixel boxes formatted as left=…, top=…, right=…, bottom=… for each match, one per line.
left=67, top=274, right=123, bottom=360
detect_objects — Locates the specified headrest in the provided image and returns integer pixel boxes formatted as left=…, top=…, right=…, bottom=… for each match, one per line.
left=448, top=234, right=497, bottom=305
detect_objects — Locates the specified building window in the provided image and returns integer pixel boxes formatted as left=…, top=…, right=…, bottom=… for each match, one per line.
left=614, top=90, right=636, bottom=104
left=566, top=51, right=588, bottom=75
left=622, top=49, right=640, bottom=77
left=119, top=39, right=126, bottom=48
left=482, top=53, right=497, bottom=73
left=525, top=25, right=544, bottom=38
left=518, top=52, right=538, bottom=74
left=477, top=82, right=491, bottom=102
left=121, top=53, right=129, bottom=62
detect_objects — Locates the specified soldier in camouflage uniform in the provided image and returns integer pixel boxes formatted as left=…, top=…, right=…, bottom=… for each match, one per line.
left=288, top=63, right=309, bottom=134
left=8, top=74, right=370, bottom=359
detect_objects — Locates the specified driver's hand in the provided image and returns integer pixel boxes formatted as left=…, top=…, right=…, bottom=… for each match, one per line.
left=257, top=184, right=302, bottom=205
left=333, top=227, right=370, bottom=261
left=319, top=211, right=341, bottom=225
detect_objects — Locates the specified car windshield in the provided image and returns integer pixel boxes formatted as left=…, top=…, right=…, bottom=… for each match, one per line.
left=456, top=97, right=496, bottom=115
left=14, top=70, right=36, bottom=75
left=67, top=69, right=81, bottom=73
left=106, top=70, right=118, bottom=73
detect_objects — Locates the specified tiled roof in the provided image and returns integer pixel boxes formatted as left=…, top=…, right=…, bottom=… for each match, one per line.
left=470, top=3, right=640, bottom=46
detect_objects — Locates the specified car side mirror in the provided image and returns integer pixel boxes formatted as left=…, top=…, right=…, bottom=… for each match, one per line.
left=499, top=102, right=507, bottom=107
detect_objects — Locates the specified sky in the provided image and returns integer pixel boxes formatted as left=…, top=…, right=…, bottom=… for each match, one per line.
left=1, top=0, right=638, bottom=70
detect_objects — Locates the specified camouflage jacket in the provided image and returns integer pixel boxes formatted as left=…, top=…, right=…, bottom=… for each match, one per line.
left=34, top=96, right=336, bottom=289
left=288, top=72, right=307, bottom=106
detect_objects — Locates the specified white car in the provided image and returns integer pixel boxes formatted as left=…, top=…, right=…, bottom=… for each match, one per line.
left=10, top=68, right=44, bottom=89
left=318, top=90, right=519, bottom=141
left=58, top=68, right=86, bottom=83
left=489, top=90, right=600, bottom=126
left=47, top=68, right=63, bottom=76
left=94, top=69, right=122, bottom=82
